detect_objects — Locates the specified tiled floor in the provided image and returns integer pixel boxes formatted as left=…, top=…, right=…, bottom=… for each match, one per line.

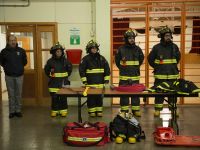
left=0, top=99, right=200, bottom=150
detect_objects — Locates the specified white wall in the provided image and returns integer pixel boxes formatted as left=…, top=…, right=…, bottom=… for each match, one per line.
left=0, top=27, right=6, bottom=92
left=96, top=0, right=111, bottom=106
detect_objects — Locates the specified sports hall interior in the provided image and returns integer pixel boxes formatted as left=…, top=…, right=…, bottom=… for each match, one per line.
left=0, top=0, right=200, bottom=149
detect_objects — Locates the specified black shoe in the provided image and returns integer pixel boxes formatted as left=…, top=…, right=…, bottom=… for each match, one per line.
left=9, top=113, right=15, bottom=118
left=15, top=112, right=23, bottom=117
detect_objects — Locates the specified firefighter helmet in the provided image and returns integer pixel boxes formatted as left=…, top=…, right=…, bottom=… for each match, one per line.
left=86, top=40, right=100, bottom=53
left=124, top=29, right=137, bottom=39
left=50, top=42, right=64, bottom=55
left=157, top=26, right=172, bottom=38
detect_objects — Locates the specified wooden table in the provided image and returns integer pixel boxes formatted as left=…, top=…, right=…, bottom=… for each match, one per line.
left=57, top=87, right=199, bottom=134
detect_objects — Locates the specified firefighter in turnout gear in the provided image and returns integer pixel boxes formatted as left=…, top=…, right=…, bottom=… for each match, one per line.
left=79, top=40, right=110, bottom=117
left=115, top=29, right=144, bottom=117
left=44, top=42, right=72, bottom=117
left=147, top=26, right=181, bottom=117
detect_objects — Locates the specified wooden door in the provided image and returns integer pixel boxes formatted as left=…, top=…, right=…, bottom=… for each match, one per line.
left=36, top=25, right=57, bottom=106
left=5, top=24, right=57, bottom=106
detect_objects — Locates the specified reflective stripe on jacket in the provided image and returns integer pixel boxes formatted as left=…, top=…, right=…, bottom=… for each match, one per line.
left=79, top=53, right=110, bottom=86
left=44, top=56, right=72, bottom=93
left=148, top=41, right=181, bottom=80
left=115, top=44, right=144, bottom=81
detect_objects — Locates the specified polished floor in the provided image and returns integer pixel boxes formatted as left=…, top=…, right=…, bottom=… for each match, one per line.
left=0, top=100, right=200, bottom=150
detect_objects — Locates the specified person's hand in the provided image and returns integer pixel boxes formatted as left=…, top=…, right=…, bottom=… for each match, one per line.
left=50, top=68, right=55, bottom=77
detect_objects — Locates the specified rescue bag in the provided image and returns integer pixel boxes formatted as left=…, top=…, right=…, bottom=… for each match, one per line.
left=109, top=113, right=145, bottom=142
left=63, top=121, right=110, bottom=146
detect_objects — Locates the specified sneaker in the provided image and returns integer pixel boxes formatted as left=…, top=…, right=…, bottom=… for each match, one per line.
left=15, top=112, right=23, bottom=117
left=60, top=112, right=67, bottom=117
left=51, top=112, right=57, bottom=117
left=133, top=111, right=141, bottom=117
left=89, top=112, right=96, bottom=117
left=154, top=110, right=160, bottom=117
left=9, top=113, right=15, bottom=118
left=97, top=112, right=103, bottom=117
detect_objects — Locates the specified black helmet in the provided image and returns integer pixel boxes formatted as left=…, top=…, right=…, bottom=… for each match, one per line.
left=124, top=29, right=137, bottom=39
left=86, top=40, right=100, bottom=53
left=50, top=42, right=64, bottom=55
left=157, top=26, right=172, bottom=38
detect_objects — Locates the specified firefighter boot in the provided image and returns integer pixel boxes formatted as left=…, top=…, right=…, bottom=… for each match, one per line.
left=128, top=137, right=136, bottom=144
left=154, top=110, right=160, bottom=117
left=97, top=112, right=103, bottom=117
left=51, top=111, right=58, bottom=117
left=133, top=111, right=141, bottom=117
left=89, top=112, right=96, bottom=117
left=60, top=112, right=67, bottom=117
left=115, top=136, right=124, bottom=144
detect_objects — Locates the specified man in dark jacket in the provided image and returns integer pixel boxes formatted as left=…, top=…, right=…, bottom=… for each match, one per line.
left=79, top=40, right=110, bottom=117
left=44, top=43, right=72, bottom=117
left=0, top=35, right=27, bottom=118
left=147, top=26, right=181, bottom=117
left=115, top=29, right=144, bottom=117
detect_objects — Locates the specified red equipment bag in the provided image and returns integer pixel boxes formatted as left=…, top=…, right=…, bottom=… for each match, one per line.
left=153, top=127, right=200, bottom=146
left=113, top=84, right=146, bottom=92
left=63, top=121, right=110, bottom=146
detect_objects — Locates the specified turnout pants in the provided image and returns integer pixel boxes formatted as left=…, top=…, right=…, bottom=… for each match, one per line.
left=50, top=92, right=68, bottom=114
left=119, top=80, right=140, bottom=113
left=154, top=79, right=177, bottom=111
left=87, top=95, right=103, bottom=114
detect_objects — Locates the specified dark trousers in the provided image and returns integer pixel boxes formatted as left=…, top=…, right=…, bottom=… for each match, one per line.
left=50, top=92, right=68, bottom=111
left=119, top=80, right=140, bottom=112
left=87, top=95, right=103, bottom=113
left=154, top=79, right=177, bottom=111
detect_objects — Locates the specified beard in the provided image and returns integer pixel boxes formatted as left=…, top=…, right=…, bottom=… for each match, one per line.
left=165, top=38, right=172, bottom=44
left=128, top=40, right=135, bottom=45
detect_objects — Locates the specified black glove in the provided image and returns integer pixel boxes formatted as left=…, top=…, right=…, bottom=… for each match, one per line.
left=63, top=78, right=70, bottom=86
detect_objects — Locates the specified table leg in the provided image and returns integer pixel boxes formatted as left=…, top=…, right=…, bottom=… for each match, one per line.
left=78, top=96, right=82, bottom=123
left=170, top=96, right=179, bottom=135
